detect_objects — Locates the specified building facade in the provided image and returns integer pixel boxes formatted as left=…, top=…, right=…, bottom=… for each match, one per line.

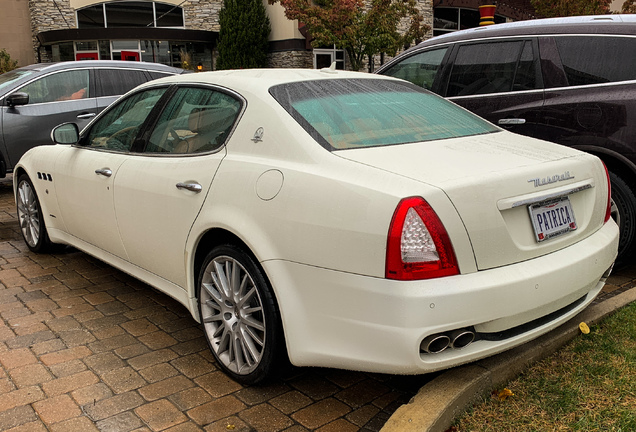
left=2, top=0, right=545, bottom=70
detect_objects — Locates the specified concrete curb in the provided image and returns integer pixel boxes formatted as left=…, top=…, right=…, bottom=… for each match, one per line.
left=381, top=287, right=636, bottom=432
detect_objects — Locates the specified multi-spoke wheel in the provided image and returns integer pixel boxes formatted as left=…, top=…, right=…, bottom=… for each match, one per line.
left=16, top=174, right=53, bottom=253
left=198, top=245, right=283, bottom=384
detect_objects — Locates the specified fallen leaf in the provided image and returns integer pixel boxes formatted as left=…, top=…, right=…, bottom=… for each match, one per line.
left=226, top=425, right=236, bottom=431
left=579, top=322, right=590, bottom=334
left=497, top=388, right=514, bottom=401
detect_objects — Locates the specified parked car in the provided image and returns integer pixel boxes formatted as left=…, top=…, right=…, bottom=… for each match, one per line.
left=14, top=69, right=618, bottom=384
left=0, top=60, right=187, bottom=177
left=377, top=14, right=636, bottom=266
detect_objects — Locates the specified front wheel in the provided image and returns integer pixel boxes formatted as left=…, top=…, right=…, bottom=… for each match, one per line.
left=197, top=244, right=284, bottom=384
left=16, top=174, right=54, bottom=253
left=609, top=172, right=636, bottom=267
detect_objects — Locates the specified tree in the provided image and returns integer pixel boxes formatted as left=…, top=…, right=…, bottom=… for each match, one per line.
left=216, top=0, right=271, bottom=70
left=0, top=49, right=18, bottom=74
left=622, top=0, right=636, bottom=13
left=530, top=0, right=612, bottom=18
left=269, top=0, right=428, bottom=72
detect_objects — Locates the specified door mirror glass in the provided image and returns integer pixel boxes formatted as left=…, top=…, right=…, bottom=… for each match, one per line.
left=52, top=123, right=80, bottom=145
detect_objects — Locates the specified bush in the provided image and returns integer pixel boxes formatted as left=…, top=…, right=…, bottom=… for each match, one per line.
left=216, top=0, right=271, bottom=70
left=0, top=49, right=18, bottom=74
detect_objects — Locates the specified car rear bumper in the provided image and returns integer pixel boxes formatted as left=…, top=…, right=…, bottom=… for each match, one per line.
left=262, top=220, right=619, bottom=375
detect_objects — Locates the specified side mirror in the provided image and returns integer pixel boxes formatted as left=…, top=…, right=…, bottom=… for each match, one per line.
left=6, top=92, right=29, bottom=107
left=52, top=123, right=80, bottom=145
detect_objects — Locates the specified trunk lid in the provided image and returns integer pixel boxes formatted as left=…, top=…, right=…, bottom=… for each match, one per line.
left=336, top=131, right=608, bottom=270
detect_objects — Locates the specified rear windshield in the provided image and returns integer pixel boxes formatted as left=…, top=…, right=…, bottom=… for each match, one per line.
left=270, top=78, right=498, bottom=150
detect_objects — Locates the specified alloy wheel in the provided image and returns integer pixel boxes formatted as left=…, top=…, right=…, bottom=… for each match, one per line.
left=16, top=180, right=41, bottom=248
left=200, top=255, right=266, bottom=376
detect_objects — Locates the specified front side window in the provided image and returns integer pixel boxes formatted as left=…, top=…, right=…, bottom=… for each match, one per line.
left=555, top=36, right=636, bottom=86
left=19, top=70, right=90, bottom=104
left=270, top=79, right=498, bottom=150
left=381, top=47, right=448, bottom=90
left=85, top=87, right=167, bottom=152
left=146, top=87, right=241, bottom=154
left=446, top=40, right=534, bottom=97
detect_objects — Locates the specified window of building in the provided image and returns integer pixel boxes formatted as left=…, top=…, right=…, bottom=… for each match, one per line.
left=313, top=46, right=345, bottom=70
left=433, top=7, right=507, bottom=37
left=77, top=2, right=184, bottom=29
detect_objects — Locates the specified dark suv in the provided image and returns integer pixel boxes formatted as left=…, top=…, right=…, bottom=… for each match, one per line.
left=377, top=14, right=636, bottom=266
left=0, top=60, right=187, bottom=177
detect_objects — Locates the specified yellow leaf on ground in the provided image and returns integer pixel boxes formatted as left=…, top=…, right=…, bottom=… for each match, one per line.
left=579, top=322, right=590, bottom=334
left=497, top=388, right=514, bottom=401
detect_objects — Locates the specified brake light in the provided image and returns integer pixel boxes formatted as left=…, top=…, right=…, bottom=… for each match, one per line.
left=602, top=163, right=611, bottom=223
left=386, top=197, right=459, bottom=280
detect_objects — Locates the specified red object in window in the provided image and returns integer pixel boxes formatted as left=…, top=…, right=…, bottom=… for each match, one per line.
left=76, top=52, right=98, bottom=61
left=121, top=51, right=140, bottom=61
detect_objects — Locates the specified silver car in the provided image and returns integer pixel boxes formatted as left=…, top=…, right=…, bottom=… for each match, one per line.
left=0, top=60, right=186, bottom=177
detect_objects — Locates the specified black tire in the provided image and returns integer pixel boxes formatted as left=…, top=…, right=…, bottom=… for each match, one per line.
left=609, top=172, right=636, bottom=268
left=197, top=244, right=284, bottom=385
left=16, top=174, right=55, bottom=253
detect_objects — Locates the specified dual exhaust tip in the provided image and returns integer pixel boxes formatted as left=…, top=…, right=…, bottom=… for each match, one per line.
left=420, top=328, right=475, bottom=354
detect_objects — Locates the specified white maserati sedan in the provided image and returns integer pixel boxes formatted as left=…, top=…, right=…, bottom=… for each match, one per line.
left=14, top=68, right=618, bottom=384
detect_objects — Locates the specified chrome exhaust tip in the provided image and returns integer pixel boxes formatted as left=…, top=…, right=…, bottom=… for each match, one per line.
left=450, top=329, right=475, bottom=349
left=421, top=334, right=451, bottom=353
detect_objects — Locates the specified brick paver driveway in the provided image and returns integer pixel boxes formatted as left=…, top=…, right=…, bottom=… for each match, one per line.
left=0, top=175, right=431, bottom=432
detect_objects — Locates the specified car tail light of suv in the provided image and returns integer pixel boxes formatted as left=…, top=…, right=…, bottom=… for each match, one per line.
left=386, top=197, right=459, bottom=280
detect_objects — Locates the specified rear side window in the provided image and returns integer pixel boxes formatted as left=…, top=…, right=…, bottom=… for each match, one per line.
left=381, top=48, right=448, bottom=90
left=554, top=36, right=636, bottom=86
left=446, top=40, right=538, bottom=97
left=95, top=69, right=149, bottom=97
left=270, top=79, right=499, bottom=150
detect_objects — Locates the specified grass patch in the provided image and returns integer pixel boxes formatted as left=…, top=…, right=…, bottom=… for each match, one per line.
left=452, top=301, right=636, bottom=432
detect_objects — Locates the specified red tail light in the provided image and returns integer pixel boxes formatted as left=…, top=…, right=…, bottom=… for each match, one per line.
left=386, top=197, right=459, bottom=280
left=602, top=163, right=611, bottom=223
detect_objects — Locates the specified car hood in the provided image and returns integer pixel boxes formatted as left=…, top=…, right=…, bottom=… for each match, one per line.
left=335, top=130, right=610, bottom=270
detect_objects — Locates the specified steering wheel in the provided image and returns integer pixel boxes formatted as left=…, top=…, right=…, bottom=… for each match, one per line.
left=104, top=126, right=138, bottom=150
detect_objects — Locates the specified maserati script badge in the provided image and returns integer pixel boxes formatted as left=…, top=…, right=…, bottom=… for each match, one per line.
left=528, top=171, right=574, bottom=187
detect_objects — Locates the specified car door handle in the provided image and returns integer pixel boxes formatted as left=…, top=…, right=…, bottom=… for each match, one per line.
left=498, top=118, right=526, bottom=125
left=77, top=112, right=97, bottom=119
left=95, top=168, right=112, bottom=177
left=176, top=182, right=202, bottom=193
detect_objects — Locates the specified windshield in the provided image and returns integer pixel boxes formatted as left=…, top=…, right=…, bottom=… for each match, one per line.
left=0, top=69, right=34, bottom=93
left=270, top=78, right=499, bottom=150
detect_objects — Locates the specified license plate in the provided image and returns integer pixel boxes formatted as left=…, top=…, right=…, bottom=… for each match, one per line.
left=528, top=196, right=577, bottom=242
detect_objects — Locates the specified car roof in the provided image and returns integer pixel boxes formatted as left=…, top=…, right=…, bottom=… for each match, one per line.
left=411, top=14, right=636, bottom=50
left=14, top=60, right=185, bottom=74
left=142, top=67, right=399, bottom=94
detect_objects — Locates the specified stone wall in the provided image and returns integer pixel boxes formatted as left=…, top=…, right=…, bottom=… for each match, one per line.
left=184, top=0, right=223, bottom=32
left=267, top=50, right=313, bottom=69
left=29, top=0, right=75, bottom=61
